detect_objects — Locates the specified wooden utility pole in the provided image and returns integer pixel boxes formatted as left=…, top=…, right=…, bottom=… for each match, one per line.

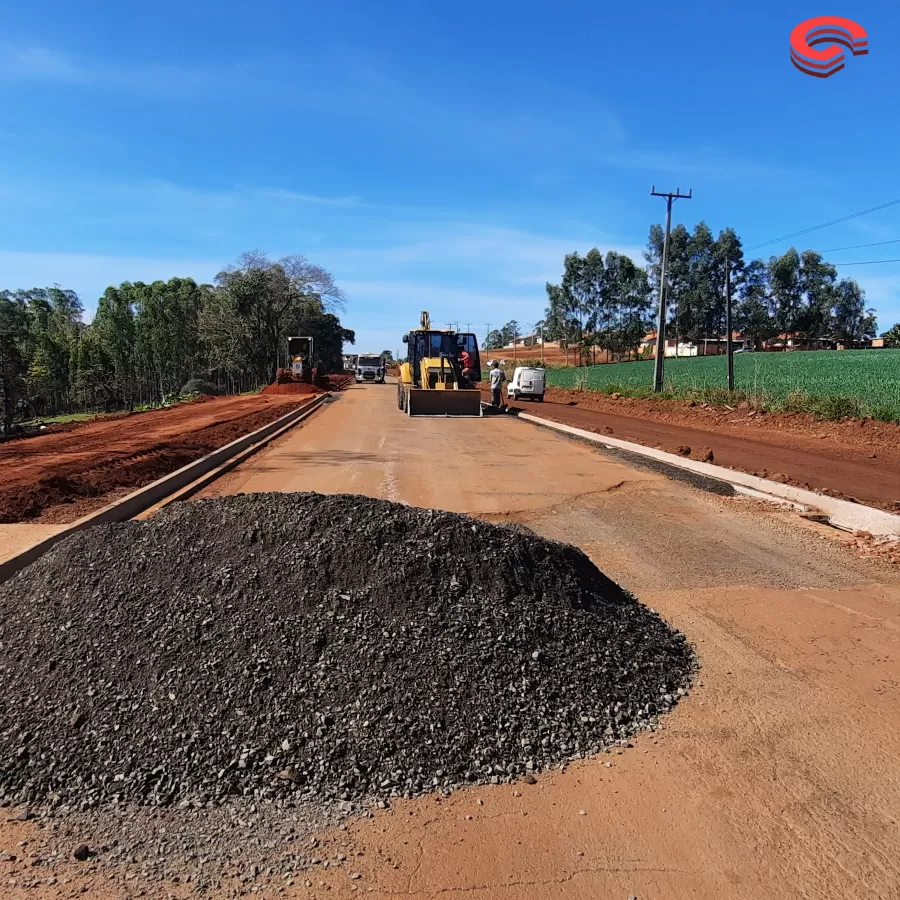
left=725, top=259, right=735, bottom=390
left=650, top=186, right=692, bottom=392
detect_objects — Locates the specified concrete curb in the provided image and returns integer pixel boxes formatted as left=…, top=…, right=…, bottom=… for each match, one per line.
left=0, top=394, right=330, bottom=584
left=516, top=411, right=900, bottom=539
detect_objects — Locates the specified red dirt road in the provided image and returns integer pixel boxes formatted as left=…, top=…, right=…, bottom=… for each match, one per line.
left=0, top=395, right=309, bottom=524
left=495, top=387, right=900, bottom=511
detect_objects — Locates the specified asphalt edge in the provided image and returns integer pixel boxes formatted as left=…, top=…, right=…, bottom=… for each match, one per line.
left=516, top=411, right=900, bottom=539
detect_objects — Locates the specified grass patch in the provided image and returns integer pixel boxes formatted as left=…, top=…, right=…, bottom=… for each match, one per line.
left=546, top=350, right=900, bottom=422
left=19, top=411, right=115, bottom=427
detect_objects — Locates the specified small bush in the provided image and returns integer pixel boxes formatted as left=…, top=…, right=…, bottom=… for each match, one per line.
left=181, top=378, right=223, bottom=396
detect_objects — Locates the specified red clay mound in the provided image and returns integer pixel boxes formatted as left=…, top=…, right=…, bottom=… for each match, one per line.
left=262, top=374, right=354, bottom=393
left=261, top=382, right=323, bottom=396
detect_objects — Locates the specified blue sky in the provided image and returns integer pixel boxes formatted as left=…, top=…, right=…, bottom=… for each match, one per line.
left=1, top=1, right=898, bottom=353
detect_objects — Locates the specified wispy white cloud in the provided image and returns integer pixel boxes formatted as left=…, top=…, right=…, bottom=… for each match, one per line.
left=0, top=43, right=86, bottom=81
left=592, top=147, right=817, bottom=181
left=322, top=224, right=649, bottom=344
left=323, top=224, right=645, bottom=280
left=0, top=41, right=269, bottom=97
left=0, top=40, right=626, bottom=161
left=0, top=176, right=362, bottom=245
left=257, top=188, right=362, bottom=208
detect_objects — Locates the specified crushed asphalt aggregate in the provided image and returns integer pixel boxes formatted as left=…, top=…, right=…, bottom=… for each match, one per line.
left=0, top=492, right=694, bottom=818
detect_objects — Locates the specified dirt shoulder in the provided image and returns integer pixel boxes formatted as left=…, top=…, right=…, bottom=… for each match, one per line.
left=0, top=395, right=310, bottom=524
left=506, top=386, right=900, bottom=512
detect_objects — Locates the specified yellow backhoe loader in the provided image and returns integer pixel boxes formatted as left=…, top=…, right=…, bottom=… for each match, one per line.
left=397, top=313, right=482, bottom=416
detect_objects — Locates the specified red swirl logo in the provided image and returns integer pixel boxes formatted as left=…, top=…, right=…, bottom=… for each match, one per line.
left=790, top=16, right=868, bottom=78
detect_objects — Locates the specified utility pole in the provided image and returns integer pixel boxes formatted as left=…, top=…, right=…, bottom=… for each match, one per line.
left=650, top=186, right=692, bottom=393
left=485, top=324, right=492, bottom=354
left=725, top=259, right=734, bottom=391
left=513, top=322, right=518, bottom=361
left=539, top=324, right=544, bottom=365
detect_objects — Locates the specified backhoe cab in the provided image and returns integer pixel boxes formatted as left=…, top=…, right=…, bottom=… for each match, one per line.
left=397, top=312, right=482, bottom=417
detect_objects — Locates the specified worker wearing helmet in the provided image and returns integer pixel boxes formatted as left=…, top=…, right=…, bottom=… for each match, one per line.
left=489, top=360, right=506, bottom=409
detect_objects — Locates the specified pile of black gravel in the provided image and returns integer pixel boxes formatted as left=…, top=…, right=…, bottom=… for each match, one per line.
left=0, top=492, right=694, bottom=812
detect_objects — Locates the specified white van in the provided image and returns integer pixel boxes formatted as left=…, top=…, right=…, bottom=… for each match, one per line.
left=506, top=366, right=545, bottom=402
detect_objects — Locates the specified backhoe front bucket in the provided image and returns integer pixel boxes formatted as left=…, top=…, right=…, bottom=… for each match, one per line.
left=406, top=388, right=483, bottom=417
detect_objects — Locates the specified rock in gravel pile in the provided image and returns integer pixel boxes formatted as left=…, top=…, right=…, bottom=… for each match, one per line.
left=0, top=492, right=694, bottom=811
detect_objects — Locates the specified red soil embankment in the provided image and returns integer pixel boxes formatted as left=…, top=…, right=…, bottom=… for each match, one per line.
left=0, top=395, right=310, bottom=523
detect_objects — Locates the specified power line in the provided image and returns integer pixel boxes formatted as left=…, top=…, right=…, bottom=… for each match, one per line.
left=746, top=197, right=900, bottom=251
left=832, top=258, right=900, bottom=267
left=819, top=238, right=900, bottom=253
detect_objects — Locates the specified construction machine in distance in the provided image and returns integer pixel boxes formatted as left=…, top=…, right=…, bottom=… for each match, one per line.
left=287, top=336, right=314, bottom=379
left=397, top=312, right=482, bottom=416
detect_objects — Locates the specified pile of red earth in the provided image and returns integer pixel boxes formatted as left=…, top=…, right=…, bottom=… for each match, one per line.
left=262, top=374, right=353, bottom=394
left=261, top=382, right=323, bottom=395
left=0, top=493, right=694, bottom=812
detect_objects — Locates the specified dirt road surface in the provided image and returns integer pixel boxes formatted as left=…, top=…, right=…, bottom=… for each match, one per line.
left=3, top=381, right=899, bottom=899
left=0, top=394, right=308, bottom=525
left=482, top=386, right=900, bottom=511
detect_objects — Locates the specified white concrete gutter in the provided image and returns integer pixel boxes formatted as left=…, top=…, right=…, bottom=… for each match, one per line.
left=516, top=412, right=900, bottom=539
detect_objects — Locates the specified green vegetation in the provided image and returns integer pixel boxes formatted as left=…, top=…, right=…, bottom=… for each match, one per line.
left=547, top=350, right=900, bottom=422
left=180, top=378, right=223, bottom=397
left=528, top=223, right=878, bottom=368
left=0, top=251, right=354, bottom=433
left=18, top=411, right=113, bottom=427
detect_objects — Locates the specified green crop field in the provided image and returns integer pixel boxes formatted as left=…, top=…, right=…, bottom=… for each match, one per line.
left=544, top=349, right=900, bottom=422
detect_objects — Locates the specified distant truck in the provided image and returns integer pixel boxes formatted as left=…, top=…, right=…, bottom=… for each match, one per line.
left=356, top=354, right=386, bottom=384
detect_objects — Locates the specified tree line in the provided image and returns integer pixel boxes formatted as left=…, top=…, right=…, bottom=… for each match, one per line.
left=0, top=251, right=354, bottom=433
left=529, top=222, right=882, bottom=365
